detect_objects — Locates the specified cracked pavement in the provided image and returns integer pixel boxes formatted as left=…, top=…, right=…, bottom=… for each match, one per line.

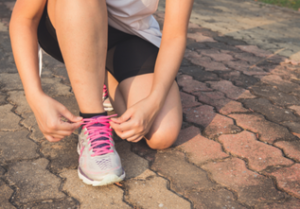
left=1, top=0, right=300, bottom=208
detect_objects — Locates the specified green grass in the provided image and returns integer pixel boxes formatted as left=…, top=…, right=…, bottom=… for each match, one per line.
left=257, top=0, right=300, bottom=10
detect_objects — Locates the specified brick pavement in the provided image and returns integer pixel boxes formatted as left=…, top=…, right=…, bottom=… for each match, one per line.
left=1, top=0, right=300, bottom=208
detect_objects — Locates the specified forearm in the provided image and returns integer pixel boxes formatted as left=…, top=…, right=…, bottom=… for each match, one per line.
left=149, top=35, right=186, bottom=108
left=10, top=19, right=44, bottom=101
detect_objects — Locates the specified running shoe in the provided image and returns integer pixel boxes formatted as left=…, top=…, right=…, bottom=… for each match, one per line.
left=103, top=85, right=113, bottom=112
left=77, top=115, right=125, bottom=186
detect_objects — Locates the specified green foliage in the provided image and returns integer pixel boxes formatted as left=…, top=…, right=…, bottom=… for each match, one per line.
left=257, top=0, right=300, bottom=10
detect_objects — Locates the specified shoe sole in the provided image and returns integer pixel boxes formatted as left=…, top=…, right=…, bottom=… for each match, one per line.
left=78, top=168, right=125, bottom=186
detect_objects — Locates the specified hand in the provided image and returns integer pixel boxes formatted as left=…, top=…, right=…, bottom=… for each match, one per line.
left=28, top=93, right=82, bottom=142
left=110, top=96, right=160, bottom=142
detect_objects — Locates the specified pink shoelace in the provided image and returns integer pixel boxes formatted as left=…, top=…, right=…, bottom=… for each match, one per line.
left=81, top=115, right=116, bottom=156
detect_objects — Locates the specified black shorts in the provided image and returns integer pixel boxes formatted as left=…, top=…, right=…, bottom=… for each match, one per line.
left=37, top=4, right=159, bottom=83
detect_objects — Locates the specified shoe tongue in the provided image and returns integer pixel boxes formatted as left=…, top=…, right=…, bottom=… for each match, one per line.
left=90, top=116, right=110, bottom=152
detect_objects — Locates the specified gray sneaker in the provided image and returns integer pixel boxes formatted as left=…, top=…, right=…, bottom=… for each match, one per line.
left=77, top=115, right=125, bottom=186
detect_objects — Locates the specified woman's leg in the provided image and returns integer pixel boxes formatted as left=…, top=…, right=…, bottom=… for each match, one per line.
left=48, top=0, right=107, bottom=113
left=107, top=72, right=182, bottom=150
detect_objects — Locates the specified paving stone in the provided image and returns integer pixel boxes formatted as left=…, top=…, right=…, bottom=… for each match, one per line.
left=229, top=114, right=296, bottom=144
left=256, top=60, right=279, bottom=72
left=178, top=74, right=212, bottom=93
left=0, top=73, right=23, bottom=91
left=51, top=66, right=71, bottom=86
left=0, top=104, right=21, bottom=131
left=151, top=150, right=215, bottom=196
left=203, top=114, right=242, bottom=138
left=42, top=53, right=64, bottom=69
left=224, top=60, right=249, bottom=72
left=281, top=121, right=300, bottom=138
left=238, top=67, right=269, bottom=77
left=184, top=105, right=215, bottom=127
left=6, top=158, right=65, bottom=203
left=0, top=91, right=7, bottom=105
left=288, top=105, right=300, bottom=116
left=260, top=197, right=300, bottom=209
left=270, top=65, right=298, bottom=81
left=261, top=75, right=300, bottom=94
left=180, top=92, right=202, bottom=108
left=233, top=52, right=263, bottom=65
left=0, top=130, right=39, bottom=164
left=181, top=121, right=191, bottom=130
left=174, top=125, right=201, bottom=146
left=124, top=169, right=191, bottom=209
left=179, top=66, right=220, bottom=82
left=194, top=91, right=232, bottom=111
left=21, top=113, right=45, bottom=142
left=0, top=180, right=15, bottom=209
left=219, top=131, right=293, bottom=171
left=266, top=164, right=300, bottom=199
left=200, top=56, right=229, bottom=71
left=201, top=51, right=234, bottom=62
left=0, top=52, right=17, bottom=73
left=237, top=90, right=256, bottom=100
left=60, top=169, right=130, bottom=209
left=184, top=50, right=229, bottom=71
left=186, top=40, right=211, bottom=51
left=116, top=141, right=148, bottom=179
left=7, top=91, right=32, bottom=116
left=131, top=139, right=157, bottom=162
left=184, top=49, right=202, bottom=61
left=0, top=166, right=5, bottom=175
left=180, top=58, right=192, bottom=67
left=241, top=67, right=269, bottom=77
left=187, top=188, right=247, bottom=209
left=53, top=95, right=80, bottom=117
left=40, top=134, right=78, bottom=173
left=21, top=198, right=78, bottom=209
left=41, top=77, right=72, bottom=97
left=219, top=71, right=260, bottom=89
left=275, top=141, right=300, bottom=162
left=202, top=158, right=285, bottom=206
left=187, top=32, right=215, bottom=42
left=204, top=42, right=240, bottom=53
left=207, top=80, right=245, bottom=100
left=236, top=45, right=272, bottom=57
left=214, top=35, right=246, bottom=46
left=243, top=98, right=298, bottom=123
left=250, top=85, right=300, bottom=106
left=177, top=126, right=228, bottom=165
left=218, top=101, right=250, bottom=115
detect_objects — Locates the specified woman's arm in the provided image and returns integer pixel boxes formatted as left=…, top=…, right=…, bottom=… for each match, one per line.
left=10, top=0, right=46, bottom=98
left=110, top=0, right=194, bottom=141
left=10, top=0, right=82, bottom=142
left=150, top=0, right=194, bottom=107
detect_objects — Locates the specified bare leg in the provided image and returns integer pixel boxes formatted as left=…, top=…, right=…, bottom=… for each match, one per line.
left=107, top=72, right=182, bottom=150
left=48, top=0, right=107, bottom=113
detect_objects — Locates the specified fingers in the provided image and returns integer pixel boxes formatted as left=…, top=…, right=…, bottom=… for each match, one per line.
left=59, top=121, right=82, bottom=131
left=60, top=107, right=83, bottom=123
left=128, top=135, right=144, bottom=143
left=43, top=121, right=81, bottom=142
left=45, top=135, right=63, bottom=142
left=111, top=120, right=145, bottom=143
left=110, top=109, right=133, bottom=124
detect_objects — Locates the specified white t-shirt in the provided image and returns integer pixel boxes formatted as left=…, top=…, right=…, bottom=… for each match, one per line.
left=106, top=0, right=162, bottom=48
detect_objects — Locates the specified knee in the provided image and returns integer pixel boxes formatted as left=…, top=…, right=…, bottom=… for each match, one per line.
left=145, top=128, right=180, bottom=150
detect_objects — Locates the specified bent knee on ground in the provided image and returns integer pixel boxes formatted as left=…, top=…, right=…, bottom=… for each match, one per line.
left=145, top=124, right=181, bottom=150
